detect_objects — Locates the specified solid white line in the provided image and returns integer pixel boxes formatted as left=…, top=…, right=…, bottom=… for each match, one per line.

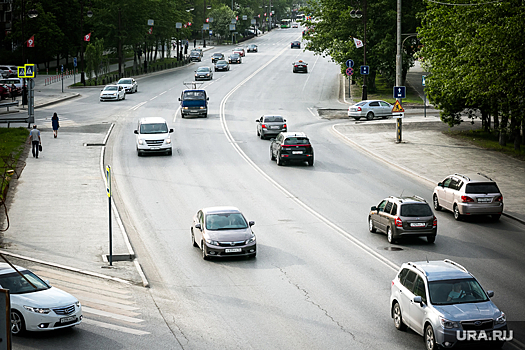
left=82, top=306, right=144, bottom=323
left=82, top=318, right=150, bottom=335
left=307, top=107, right=317, bottom=117
left=219, top=48, right=399, bottom=273
left=173, top=106, right=181, bottom=123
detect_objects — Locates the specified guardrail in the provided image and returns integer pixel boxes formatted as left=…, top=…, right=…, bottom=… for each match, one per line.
left=0, top=113, right=31, bottom=128
left=0, top=101, right=19, bottom=112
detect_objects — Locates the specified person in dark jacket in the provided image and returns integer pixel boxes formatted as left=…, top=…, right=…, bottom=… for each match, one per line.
left=51, top=112, right=59, bottom=138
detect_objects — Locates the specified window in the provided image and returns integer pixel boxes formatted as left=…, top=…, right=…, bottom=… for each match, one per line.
left=413, top=276, right=427, bottom=304
left=465, top=183, right=500, bottom=194
left=140, top=123, right=168, bottom=134
left=428, top=278, right=489, bottom=305
left=206, top=213, right=248, bottom=230
left=400, top=204, right=433, bottom=217
left=380, top=101, right=390, bottom=107
left=378, top=200, right=387, bottom=212
left=398, top=268, right=409, bottom=283
left=183, top=91, right=205, bottom=100
left=385, top=201, right=393, bottom=214
left=391, top=203, right=398, bottom=215
left=264, top=116, right=284, bottom=123
left=402, top=270, right=417, bottom=291
left=369, top=101, right=379, bottom=106
left=284, top=137, right=309, bottom=145
left=443, top=178, right=452, bottom=188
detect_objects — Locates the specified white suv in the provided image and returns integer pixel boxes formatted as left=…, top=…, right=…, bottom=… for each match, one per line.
left=134, top=117, right=173, bottom=156
left=390, top=260, right=507, bottom=350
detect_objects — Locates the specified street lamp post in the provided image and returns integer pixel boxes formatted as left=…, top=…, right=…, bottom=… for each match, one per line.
left=79, top=0, right=93, bottom=85
left=350, top=3, right=367, bottom=101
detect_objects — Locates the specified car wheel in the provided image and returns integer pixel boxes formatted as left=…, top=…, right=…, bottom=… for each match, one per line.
left=305, top=69, right=308, bottom=73
left=368, top=217, right=377, bottom=233
left=392, top=302, right=407, bottom=331
left=433, top=195, right=441, bottom=211
left=453, top=205, right=462, bottom=221
left=192, top=229, right=198, bottom=247
left=137, top=150, right=143, bottom=157
left=257, top=129, right=260, bottom=136
left=167, top=149, right=172, bottom=156
left=201, top=242, right=208, bottom=260
left=123, top=94, right=126, bottom=100
left=354, top=117, right=361, bottom=121
left=307, top=157, right=314, bottom=166
left=276, top=154, right=283, bottom=166
left=425, top=324, right=440, bottom=350
left=260, top=132, right=265, bottom=140
left=387, top=227, right=395, bottom=243
left=11, top=310, right=26, bottom=336
left=270, top=148, right=276, bottom=161
left=492, top=214, right=501, bottom=221
left=366, top=112, right=374, bottom=120
left=203, top=113, right=208, bottom=118
left=427, top=235, right=436, bottom=244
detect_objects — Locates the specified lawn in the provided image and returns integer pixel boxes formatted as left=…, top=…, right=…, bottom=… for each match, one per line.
left=350, top=74, right=423, bottom=105
left=0, top=127, right=28, bottom=201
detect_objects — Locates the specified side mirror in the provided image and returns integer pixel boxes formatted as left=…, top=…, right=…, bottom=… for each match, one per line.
left=413, top=296, right=423, bottom=304
left=207, top=97, right=209, bottom=101
left=134, top=130, right=138, bottom=134
left=249, top=221, right=255, bottom=226
left=256, top=119, right=260, bottom=122
left=487, top=290, right=494, bottom=298
left=438, top=182, right=443, bottom=187
left=169, top=128, right=174, bottom=133
left=371, top=206, right=377, bottom=211
left=284, top=119, right=287, bottom=122
left=195, top=223, right=202, bottom=230
left=178, top=97, right=181, bottom=101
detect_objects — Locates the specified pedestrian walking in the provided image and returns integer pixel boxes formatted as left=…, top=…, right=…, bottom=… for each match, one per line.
left=28, top=125, right=41, bottom=158
left=51, top=112, right=59, bottom=138
left=193, top=38, right=196, bottom=48
left=10, top=83, right=16, bottom=101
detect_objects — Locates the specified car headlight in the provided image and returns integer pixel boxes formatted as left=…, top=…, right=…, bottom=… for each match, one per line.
left=200, top=106, right=205, bottom=109
left=24, top=305, right=51, bottom=314
left=439, top=316, right=459, bottom=329
left=166, top=138, right=171, bottom=144
left=205, top=238, right=220, bottom=246
left=496, top=312, right=506, bottom=324
left=205, top=74, right=209, bottom=76
left=245, top=235, right=256, bottom=244
left=183, top=107, right=189, bottom=109
left=138, top=139, right=144, bottom=145
left=75, top=301, right=81, bottom=308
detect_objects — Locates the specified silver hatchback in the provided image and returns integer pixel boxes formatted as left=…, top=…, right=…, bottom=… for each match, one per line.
left=256, top=115, right=287, bottom=139
left=432, top=173, right=503, bottom=221
left=347, top=100, right=393, bottom=120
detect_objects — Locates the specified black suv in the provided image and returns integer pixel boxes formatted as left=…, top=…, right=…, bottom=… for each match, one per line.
left=270, top=132, right=314, bottom=166
left=369, top=195, right=437, bottom=243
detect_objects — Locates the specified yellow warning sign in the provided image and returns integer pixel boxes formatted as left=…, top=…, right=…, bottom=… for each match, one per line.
left=392, top=100, right=405, bottom=113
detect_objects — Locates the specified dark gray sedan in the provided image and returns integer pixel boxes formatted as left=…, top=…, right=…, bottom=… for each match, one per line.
left=194, top=66, right=213, bottom=81
left=191, top=207, right=256, bottom=260
left=214, top=60, right=230, bottom=71
left=256, top=115, right=287, bottom=139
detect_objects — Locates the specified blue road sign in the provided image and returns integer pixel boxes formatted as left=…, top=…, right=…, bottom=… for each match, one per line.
left=345, top=59, right=354, bottom=68
left=61, top=65, right=64, bottom=73
left=360, top=65, right=369, bottom=75
left=345, top=67, right=354, bottom=76
left=74, top=57, right=78, bottom=67
left=393, top=86, right=406, bottom=99
left=422, top=75, right=426, bottom=86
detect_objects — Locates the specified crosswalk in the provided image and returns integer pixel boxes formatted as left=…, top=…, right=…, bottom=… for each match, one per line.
left=29, top=265, right=150, bottom=336
left=37, top=116, right=78, bottom=127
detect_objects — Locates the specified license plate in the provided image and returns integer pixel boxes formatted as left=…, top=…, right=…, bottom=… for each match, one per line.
left=60, top=316, right=76, bottom=323
left=270, top=126, right=280, bottom=129
left=410, top=223, right=426, bottom=227
left=292, top=151, right=303, bottom=154
left=478, top=198, right=491, bottom=203
left=225, top=248, right=242, bottom=253
left=151, top=147, right=159, bottom=150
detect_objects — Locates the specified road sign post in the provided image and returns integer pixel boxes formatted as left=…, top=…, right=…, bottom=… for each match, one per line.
left=392, top=97, right=405, bottom=143
left=422, top=75, right=426, bottom=118
left=106, top=165, right=113, bottom=266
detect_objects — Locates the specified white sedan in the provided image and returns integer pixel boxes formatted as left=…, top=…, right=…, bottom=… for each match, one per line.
left=117, top=78, right=138, bottom=93
left=100, top=84, right=126, bottom=101
left=0, top=263, right=82, bottom=335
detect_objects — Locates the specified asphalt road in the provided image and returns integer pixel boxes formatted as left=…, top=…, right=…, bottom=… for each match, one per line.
left=14, top=27, right=525, bottom=349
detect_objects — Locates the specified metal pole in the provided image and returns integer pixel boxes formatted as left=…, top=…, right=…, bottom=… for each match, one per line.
left=361, top=0, right=367, bottom=101
left=395, top=0, right=402, bottom=142
left=109, top=194, right=112, bottom=266
left=80, top=1, right=85, bottom=85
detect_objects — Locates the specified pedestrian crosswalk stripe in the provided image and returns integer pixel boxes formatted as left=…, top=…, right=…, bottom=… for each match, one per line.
left=82, top=318, right=150, bottom=335
left=61, top=291, right=139, bottom=310
left=82, top=306, right=144, bottom=323
left=82, top=301, right=141, bottom=318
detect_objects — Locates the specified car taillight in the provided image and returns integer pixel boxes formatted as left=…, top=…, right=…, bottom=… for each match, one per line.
left=395, top=217, right=403, bottom=228
left=392, top=280, right=395, bottom=287
left=261, top=124, right=267, bottom=129
left=283, top=124, right=287, bottom=128
left=461, top=196, right=475, bottom=203
left=357, top=107, right=362, bottom=111
left=495, top=195, right=503, bottom=202
left=433, top=216, right=437, bottom=227
left=294, top=65, right=298, bottom=67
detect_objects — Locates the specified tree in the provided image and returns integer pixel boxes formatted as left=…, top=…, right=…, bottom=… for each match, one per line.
left=208, top=5, right=237, bottom=40
left=85, top=38, right=104, bottom=81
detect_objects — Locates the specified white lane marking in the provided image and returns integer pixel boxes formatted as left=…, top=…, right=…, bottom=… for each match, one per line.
left=82, top=318, right=150, bottom=335
left=220, top=52, right=399, bottom=274
left=307, top=107, right=317, bottom=117
left=82, top=306, right=144, bottom=323
left=302, top=55, right=320, bottom=91
left=174, top=106, right=181, bottom=123
left=159, top=91, right=167, bottom=96
left=129, top=101, right=147, bottom=111
left=149, top=96, right=158, bottom=101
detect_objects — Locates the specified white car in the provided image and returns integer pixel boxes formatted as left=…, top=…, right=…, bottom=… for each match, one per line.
left=100, top=84, right=126, bottom=101
left=117, top=78, right=138, bottom=93
left=134, top=117, right=174, bottom=156
left=0, top=263, right=82, bottom=335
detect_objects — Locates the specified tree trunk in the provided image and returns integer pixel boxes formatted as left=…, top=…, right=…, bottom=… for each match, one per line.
left=481, top=109, right=488, bottom=131
left=522, top=119, right=525, bottom=145
left=498, top=101, right=509, bottom=147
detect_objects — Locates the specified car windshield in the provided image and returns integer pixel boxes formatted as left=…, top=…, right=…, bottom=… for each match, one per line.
left=196, top=67, right=210, bottom=72
left=284, top=137, right=309, bottom=145
left=104, top=86, right=117, bottom=91
left=0, top=270, right=49, bottom=294
left=212, top=53, right=222, bottom=57
left=400, top=203, right=433, bottom=217
left=428, top=278, right=489, bottom=305
left=231, top=54, right=240, bottom=58
left=206, top=213, right=248, bottom=230
left=465, top=183, right=500, bottom=194
left=190, top=52, right=199, bottom=56
left=264, top=116, right=284, bottom=122
left=183, top=91, right=205, bottom=100
left=118, top=79, right=132, bottom=84
left=216, top=60, right=227, bottom=65
left=140, top=123, right=168, bottom=134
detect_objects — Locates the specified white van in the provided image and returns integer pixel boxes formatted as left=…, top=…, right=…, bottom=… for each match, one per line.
left=134, top=117, right=173, bottom=156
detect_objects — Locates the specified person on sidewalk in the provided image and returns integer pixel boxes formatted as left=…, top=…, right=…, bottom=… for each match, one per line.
left=51, top=112, right=59, bottom=138
left=10, top=83, right=16, bottom=101
left=193, top=39, right=196, bottom=48
left=28, top=125, right=41, bottom=158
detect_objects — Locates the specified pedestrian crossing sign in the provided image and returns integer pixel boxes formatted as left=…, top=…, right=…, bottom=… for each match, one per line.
left=25, top=64, right=35, bottom=78
left=17, top=66, right=25, bottom=78
left=392, top=100, right=405, bottom=113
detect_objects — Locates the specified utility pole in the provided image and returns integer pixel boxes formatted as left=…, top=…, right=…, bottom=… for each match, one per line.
left=395, top=0, right=403, bottom=142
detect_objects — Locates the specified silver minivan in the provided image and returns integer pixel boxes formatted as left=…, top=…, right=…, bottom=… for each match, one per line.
left=134, top=117, right=173, bottom=156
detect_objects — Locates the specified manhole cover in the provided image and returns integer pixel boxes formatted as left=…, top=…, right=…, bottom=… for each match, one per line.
left=384, top=247, right=403, bottom=251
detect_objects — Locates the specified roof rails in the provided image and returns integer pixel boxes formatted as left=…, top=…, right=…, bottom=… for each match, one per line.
left=413, top=195, right=427, bottom=202
left=477, top=172, right=493, bottom=181
left=407, top=262, right=428, bottom=276
left=443, top=259, right=468, bottom=273
left=183, top=82, right=204, bottom=89
left=453, top=173, right=470, bottom=181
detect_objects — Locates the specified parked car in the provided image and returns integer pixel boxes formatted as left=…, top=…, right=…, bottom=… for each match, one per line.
left=0, top=262, right=83, bottom=335
left=347, top=100, right=393, bottom=120
left=247, top=44, right=258, bottom=53
left=100, top=85, right=126, bottom=101
left=134, top=117, right=173, bottom=156
left=369, top=195, right=437, bottom=244
left=292, top=60, right=308, bottom=73
left=291, top=41, right=301, bottom=49
left=0, top=65, right=17, bottom=78
left=270, top=132, right=314, bottom=166
left=228, top=53, right=242, bottom=64
left=0, top=69, right=8, bottom=78
left=256, top=115, right=287, bottom=139
left=214, top=60, right=230, bottom=72
left=390, top=260, right=507, bottom=350
left=211, top=52, right=224, bottom=63
left=432, top=173, right=503, bottom=221
left=117, top=78, right=138, bottom=93
left=194, top=66, right=213, bottom=81
left=0, top=84, right=10, bottom=99
left=191, top=206, right=257, bottom=259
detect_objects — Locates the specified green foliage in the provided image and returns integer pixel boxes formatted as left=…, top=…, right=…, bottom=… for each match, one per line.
left=85, top=38, right=105, bottom=81
left=0, top=128, right=28, bottom=201
left=208, top=5, right=237, bottom=39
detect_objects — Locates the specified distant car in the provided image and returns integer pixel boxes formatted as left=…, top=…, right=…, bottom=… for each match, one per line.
left=233, top=47, right=245, bottom=57
left=247, top=44, right=258, bottom=53
left=432, top=173, right=503, bottom=221
left=189, top=51, right=202, bottom=62
left=270, top=132, right=314, bottom=166
left=347, top=100, right=393, bottom=120
left=214, top=60, right=230, bottom=72
left=100, top=85, right=126, bottom=101
left=0, top=262, right=83, bottom=335
left=0, top=69, right=8, bottom=79
left=195, top=66, right=213, bottom=81
left=256, top=115, right=287, bottom=139
left=0, top=65, right=17, bottom=78
left=292, top=23, right=298, bottom=28
left=369, top=195, right=437, bottom=244
left=229, top=53, right=242, bottom=64
left=292, top=60, right=308, bottom=73
left=211, top=52, right=224, bottom=63
left=291, top=41, right=301, bottom=49
left=192, top=48, right=203, bottom=57
left=0, top=85, right=10, bottom=99
left=117, top=78, right=138, bottom=93
left=191, top=206, right=257, bottom=260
